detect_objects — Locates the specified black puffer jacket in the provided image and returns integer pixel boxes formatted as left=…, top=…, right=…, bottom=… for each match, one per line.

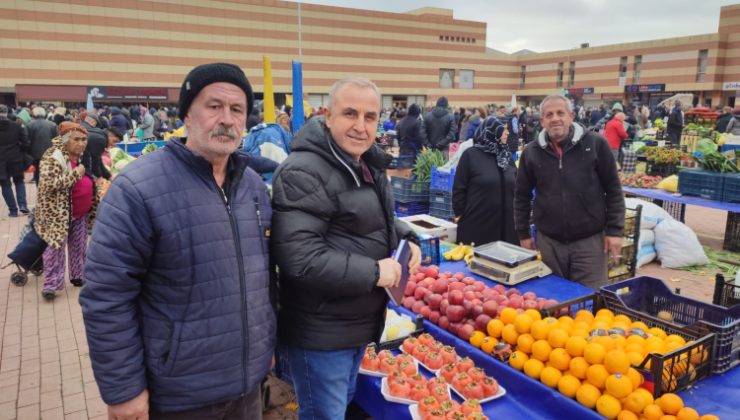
left=424, top=98, right=456, bottom=150
left=271, top=117, right=414, bottom=350
left=81, top=121, right=111, bottom=180
left=514, top=123, right=625, bottom=243
left=0, top=118, right=29, bottom=180
left=396, top=104, right=426, bottom=153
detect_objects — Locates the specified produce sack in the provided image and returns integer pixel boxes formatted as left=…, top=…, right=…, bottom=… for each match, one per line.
left=636, top=229, right=656, bottom=268
left=654, top=219, right=708, bottom=268
left=438, top=139, right=473, bottom=172
left=656, top=175, right=678, bottom=193
left=624, top=198, right=673, bottom=229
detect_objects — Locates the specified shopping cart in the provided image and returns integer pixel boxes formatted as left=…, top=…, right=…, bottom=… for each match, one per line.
left=3, top=211, right=47, bottom=286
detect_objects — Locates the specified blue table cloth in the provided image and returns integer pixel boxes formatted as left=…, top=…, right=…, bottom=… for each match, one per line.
left=623, top=186, right=740, bottom=213
left=353, top=261, right=740, bottom=419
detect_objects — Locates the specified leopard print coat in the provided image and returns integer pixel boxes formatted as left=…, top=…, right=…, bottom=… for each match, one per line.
left=36, top=136, right=98, bottom=249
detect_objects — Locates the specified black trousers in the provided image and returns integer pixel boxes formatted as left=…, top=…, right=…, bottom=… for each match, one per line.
left=150, top=386, right=261, bottom=420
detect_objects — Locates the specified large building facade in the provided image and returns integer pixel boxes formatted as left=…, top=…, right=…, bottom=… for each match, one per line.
left=1, top=0, right=738, bottom=109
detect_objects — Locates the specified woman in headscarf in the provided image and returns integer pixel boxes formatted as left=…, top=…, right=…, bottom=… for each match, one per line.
left=36, top=122, right=99, bottom=300
left=452, top=116, right=517, bottom=245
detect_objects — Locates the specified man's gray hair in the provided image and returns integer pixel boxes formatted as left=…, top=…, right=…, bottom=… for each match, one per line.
left=328, top=77, right=381, bottom=110
left=32, top=106, right=46, bottom=118
left=539, top=94, right=573, bottom=114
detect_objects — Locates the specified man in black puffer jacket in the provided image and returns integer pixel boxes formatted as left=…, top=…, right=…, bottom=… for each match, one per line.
left=272, top=77, right=421, bottom=420
left=424, top=96, right=457, bottom=152
left=396, top=103, right=426, bottom=157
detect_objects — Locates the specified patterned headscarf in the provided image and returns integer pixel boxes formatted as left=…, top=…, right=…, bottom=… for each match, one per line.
left=473, top=116, right=512, bottom=169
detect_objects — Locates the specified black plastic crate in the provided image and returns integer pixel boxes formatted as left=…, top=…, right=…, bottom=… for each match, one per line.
left=647, top=161, right=678, bottom=177
left=722, top=173, right=740, bottom=203
left=678, top=169, right=725, bottom=201
left=391, top=176, right=429, bottom=203
left=428, top=190, right=454, bottom=221
left=430, top=166, right=456, bottom=192
left=419, top=236, right=441, bottom=266
left=713, top=273, right=740, bottom=309
left=724, top=212, right=740, bottom=252
left=602, top=276, right=740, bottom=375
left=542, top=294, right=714, bottom=398
left=394, top=201, right=429, bottom=217
left=389, top=154, right=415, bottom=170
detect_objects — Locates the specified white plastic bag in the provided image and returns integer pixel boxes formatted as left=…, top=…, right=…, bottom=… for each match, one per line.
left=625, top=198, right=673, bottom=229
left=636, top=229, right=656, bottom=268
left=654, top=220, right=708, bottom=268
left=438, top=139, right=474, bottom=172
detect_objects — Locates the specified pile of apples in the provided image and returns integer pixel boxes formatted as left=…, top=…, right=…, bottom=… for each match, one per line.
left=402, top=266, right=558, bottom=342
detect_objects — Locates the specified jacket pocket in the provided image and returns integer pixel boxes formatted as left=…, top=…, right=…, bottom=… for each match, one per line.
left=160, top=321, right=184, bottom=376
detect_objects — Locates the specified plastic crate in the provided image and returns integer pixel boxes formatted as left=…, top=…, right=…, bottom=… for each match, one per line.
left=430, top=166, right=456, bottom=192
left=721, top=173, right=740, bottom=203
left=677, top=169, right=725, bottom=201
left=542, top=294, right=714, bottom=398
left=646, top=161, right=678, bottom=177
left=602, top=276, right=740, bottom=375
left=428, top=190, right=454, bottom=221
left=713, top=274, right=740, bottom=309
left=394, top=201, right=429, bottom=217
left=419, top=235, right=440, bottom=266
left=724, top=212, right=740, bottom=252
left=391, top=154, right=415, bottom=170
left=391, top=176, right=429, bottom=203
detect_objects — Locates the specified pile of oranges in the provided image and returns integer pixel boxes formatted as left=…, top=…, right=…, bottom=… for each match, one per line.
left=467, top=307, right=718, bottom=420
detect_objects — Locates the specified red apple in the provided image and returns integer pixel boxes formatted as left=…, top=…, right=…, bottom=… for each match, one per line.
left=404, top=281, right=417, bottom=297
left=498, top=298, right=509, bottom=309
left=443, top=271, right=453, bottom=278
left=508, top=294, right=523, bottom=309
left=412, top=300, right=425, bottom=313
left=422, top=278, right=435, bottom=289
left=453, top=272, right=465, bottom=280
left=420, top=305, right=432, bottom=319
left=471, top=304, right=484, bottom=319
left=449, top=282, right=466, bottom=292
left=429, top=310, right=441, bottom=324
left=493, top=284, right=506, bottom=294
left=432, top=278, right=449, bottom=294
left=414, top=286, right=428, bottom=300
left=437, top=316, right=450, bottom=330
left=448, top=290, right=464, bottom=305
left=440, top=298, right=450, bottom=315
left=448, top=322, right=461, bottom=335
left=403, top=296, right=415, bottom=309
left=505, top=288, right=521, bottom=297
left=544, top=299, right=559, bottom=308
left=475, top=314, right=492, bottom=331
left=522, top=300, right=539, bottom=310
left=523, top=291, right=537, bottom=300
left=463, top=290, right=476, bottom=301
left=494, top=294, right=508, bottom=304
left=427, top=294, right=443, bottom=310
left=414, top=272, right=426, bottom=282
left=446, top=305, right=466, bottom=322
left=424, top=266, right=440, bottom=278
left=458, top=324, right=475, bottom=341
left=473, top=281, right=486, bottom=292
left=483, top=300, right=499, bottom=317
left=462, top=300, right=474, bottom=317
left=462, top=277, right=476, bottom=285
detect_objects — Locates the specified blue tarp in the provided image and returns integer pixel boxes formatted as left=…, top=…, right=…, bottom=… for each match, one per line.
left=623, top=186, right=740, bottom=213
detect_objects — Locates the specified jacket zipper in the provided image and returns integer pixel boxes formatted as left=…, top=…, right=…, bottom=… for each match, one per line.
left=217, top=182, right=249, bottom=395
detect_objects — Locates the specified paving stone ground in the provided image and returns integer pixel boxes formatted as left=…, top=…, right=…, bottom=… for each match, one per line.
left=0, top=176, right=734, bottom=419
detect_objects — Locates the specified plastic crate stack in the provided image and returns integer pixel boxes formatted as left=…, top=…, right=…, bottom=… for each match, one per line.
left=391, top=176, right=429, bottom=217
left=607, top=204, right=642, bottom=283
left=428, top=166, right=455, bottom=221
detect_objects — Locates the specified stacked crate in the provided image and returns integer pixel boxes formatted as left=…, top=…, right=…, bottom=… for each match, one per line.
left=428, top=167, right=456, bottom=221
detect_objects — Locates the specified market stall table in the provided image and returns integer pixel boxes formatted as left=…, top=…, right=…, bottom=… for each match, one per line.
left=353, top=261, right=740, bottom=419
left=622, top=186, right=740, bottom=252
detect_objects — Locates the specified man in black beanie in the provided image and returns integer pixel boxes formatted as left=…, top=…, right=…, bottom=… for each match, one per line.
left=81, top=62, right=275, bottom=419
left=396, top=103, right=427, bottom=157
left=423, top=96, right=457, bottom=153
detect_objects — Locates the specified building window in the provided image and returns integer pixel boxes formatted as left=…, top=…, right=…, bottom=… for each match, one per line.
left=568, top=61, right=575, bottom=87
left=557, top=63, right=564, bottom=88
left=633, top=55, right=642, bottom=84
left=697, top=49, right=708, bottom=82
left=520, top=65, right=526, bottom=89
left=439, top=35, right=443, bottom=41
left=472, top=38, right=476, bottom=43
left=619, top=56, right=627, bottom=77
left=439, top=69, right=454, bottom=89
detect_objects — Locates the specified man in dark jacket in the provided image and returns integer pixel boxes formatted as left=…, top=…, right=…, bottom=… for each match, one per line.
left=396, top=103, right=426, bottom=157
left=26, top=106, right=58, bottom=184
left=667, top=101, right=684, bottom=146
left=80, top=113, right=112, bottom=180
left=424, top=96, right=457, bottom=151
left=514, top=94, right=625, bottom=289
left=716, top=106, right=733, bottom=133
left=271, top=77, right=421, bottom=419
left=81, top=63, right=275, bottom=419
left=108, top=106, right=132, bottom=135
left=0, top=104, right=30, bottom=217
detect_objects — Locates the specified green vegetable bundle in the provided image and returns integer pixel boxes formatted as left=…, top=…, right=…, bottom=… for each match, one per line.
left=413, top=148, right=447, bottom=183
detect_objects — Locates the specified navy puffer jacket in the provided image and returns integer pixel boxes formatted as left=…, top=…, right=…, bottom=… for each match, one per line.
left=80, top=138, right=275, bottom=412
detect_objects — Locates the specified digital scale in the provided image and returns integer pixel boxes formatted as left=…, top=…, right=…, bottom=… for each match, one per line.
left=468, top=241, right=552, bottom=285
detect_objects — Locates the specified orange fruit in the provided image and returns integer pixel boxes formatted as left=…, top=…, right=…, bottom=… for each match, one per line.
left=649, top=327, right=667, bottom=339
left=549, top=348, right=572, bottom=371
left=627, top=351, right=645, bottom=366
left=622, top=390, right=650, bottom=414
left=566, top=335, right=588, bottom=357
left=540, top=366, right=562, bottom=388
left=626, top=367, right=644, bottom=388
left=627, top=334, right=647, bottom=346
left=634, top=387, right=654, bottom=406
left=531, top=319, right=553, bottom=340
left=571, top=328, right=590, bottom=339
left=514, top=314, right=534, bottom=334
left=548, top=328, right=569, bottom=349
left=532, top=340, right=553, bottom=362
left=699, top=415, right=720, bottom=420
left=469, top=330, right=486, bottom=348
left=524, top=308, right=542, bottom=321
left=643, top=404, right=665, bottom=420
left=575, top=309, right=595, bottom=324
left=595, top=335, right=618, bottom=352
left=557, top=374, right=581, bottom=398
left=584, top=342, right=607, bottom=365
left=502, top=324, right=520, bottom=345
left=657, top=393, right=684, bottom=415
left=569, top=357, right=590, bottom=380
left=509, top=350, right=529, bottom=371
left=480, top=336, right=498, bottom=354
left=523, top=358, right=545, bottom=380
left=605, top=373, right=634, bottom=399
left=596, top=308, right=615, bottom=319
left=576, top=382, right=602, bottom=408
left=665, top=335, right=686, bottom=346
left=487, top=319, right=505, bottom=338
left=517, top=333, right=535, bottom=354
left=500, top=307, right=518, bottom=325
left=605, top=350, right=631, bottom=374
left=558, top=315, right=575, bottom=325
left=675, top=407, right=699, bottom=420
left=617, top=410, right=639, bottom=420
left=630, top=321, right=649, bottom=332
left=660, top=416, right=678, bottom=420
left=596, top=394, right=622, bottom=419
left=586, top=364, right=609, bottom=389
left=613, top=314, right=632, bottom=326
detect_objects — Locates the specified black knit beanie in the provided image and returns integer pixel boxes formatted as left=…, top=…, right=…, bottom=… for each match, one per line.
left=178, top=63, right=253, bottom=120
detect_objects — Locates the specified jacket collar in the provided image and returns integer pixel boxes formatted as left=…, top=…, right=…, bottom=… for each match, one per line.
left=537, top=122, right=585, bottom=149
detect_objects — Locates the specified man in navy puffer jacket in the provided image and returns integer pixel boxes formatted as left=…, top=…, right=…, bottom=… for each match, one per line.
left=80, top=63, right=275, bottom=419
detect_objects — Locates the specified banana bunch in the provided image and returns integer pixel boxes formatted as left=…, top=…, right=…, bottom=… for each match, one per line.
left=443, top=243, right=475, bottom=263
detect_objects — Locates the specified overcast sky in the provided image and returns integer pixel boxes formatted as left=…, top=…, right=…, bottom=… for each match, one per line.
left=293, top=0, right=737, bottom=53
